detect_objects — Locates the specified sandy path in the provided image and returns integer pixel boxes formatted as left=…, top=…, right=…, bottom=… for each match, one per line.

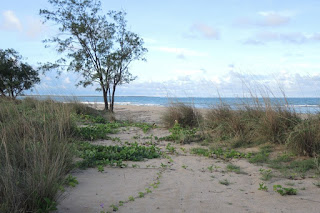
left=57, top=105, right=320, bottom=213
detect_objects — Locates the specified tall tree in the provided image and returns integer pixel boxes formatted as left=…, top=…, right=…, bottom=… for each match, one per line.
left=40, top=0, right=147, bottom=112
left=0, top=49, right=40, bottom=98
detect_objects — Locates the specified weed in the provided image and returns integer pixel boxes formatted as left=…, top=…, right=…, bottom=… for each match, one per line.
left=166, top=143, right=176, bottom=154
left=207, top=165, right=214, bottom=173
left=259, top=168, right=273, bottom=181
left=219, top=179, right=231, bottom=186
left=110, top=204, right=118, bottom=211
left=182, top=165, right=188, bottom=169
left=65, top=175, right=79, bottom=187
left=118, top=201, right=124, bottom=206
left=145, top=188, right=152, bottom=193
left=138, top=192, right=145, bottom=198
left=226, top=164, right=244, bottom=174
left=313, top=181, right=320, bottom=188
left=258, top=182, right=268, bottom=191
left=128, top=196, right=135, bottom=201
left=273, top=185, right=297, bottom=196
left=132, top=164, right=140, bottom=168
left=97, top=165, right=104, bottom=173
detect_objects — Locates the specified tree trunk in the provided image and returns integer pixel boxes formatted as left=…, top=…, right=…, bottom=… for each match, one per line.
left=110, top=84, right=116, bottom=112
left=102, top=86, right=108, bottom=111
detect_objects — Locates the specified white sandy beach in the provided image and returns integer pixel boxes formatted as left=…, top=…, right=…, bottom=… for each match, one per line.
left=56, top=104, right=320, bottom=213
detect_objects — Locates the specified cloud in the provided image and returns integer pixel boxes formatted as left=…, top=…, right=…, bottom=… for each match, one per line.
left=1, top=10, right=45, bottom=39
left=235, top=11, right=293, bottom=28
left=1, top=10, right=22, bottom=31
left=243, top=31, right=320, bottom=45
left=185, top=23, right=219, bottom=40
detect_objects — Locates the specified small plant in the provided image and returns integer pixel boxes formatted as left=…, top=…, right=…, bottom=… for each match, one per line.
left=182, top=165, right=188, bottom=169
left=128, top=196, right=135, bottom=201
left=160, top=163, right=168, bottom=168
left=138, top=192, right=145, bottom=198
left=219, top=179, right=231, bottom=186
left=273, top=185, right=297, bottom=196
left=65, top=175, right=79, bottom=187
left=207, top=165, right=214, bottom=173
left=166, top=143, right=176, bottom=154
left=259, top=168, right=273, bottom=181
left=132, top=164, right=140, bottom=168
left=110, top=204, right=118, bottom=211
left=118, top=201, right=124, bottom=206
left=226, top=164, right=243, bottom=174
left=37, top=197, right=58, bottom=213
left=97, top=165, right=104, bottom=173
left=145, top=188, right=152, bottom=193
left=180, top=147, right=187, bottom=153
left=258, top=182, right=268, bottom=191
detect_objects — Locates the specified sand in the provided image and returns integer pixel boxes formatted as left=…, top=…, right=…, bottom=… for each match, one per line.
left=56, top=104, right=320, bottom=213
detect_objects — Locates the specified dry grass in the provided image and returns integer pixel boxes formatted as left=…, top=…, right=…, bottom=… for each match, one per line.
left=162, top=102, right=202, bottom=128
left=0, top=97, right=78, bottom=212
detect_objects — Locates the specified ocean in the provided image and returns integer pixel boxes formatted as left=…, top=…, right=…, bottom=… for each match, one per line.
left=18, top=95, right=320, bottom=114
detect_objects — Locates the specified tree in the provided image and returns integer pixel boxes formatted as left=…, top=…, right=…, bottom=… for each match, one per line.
left=40, top=0, right=147, bottom=112
left=0, top=49, right=40, bottom=98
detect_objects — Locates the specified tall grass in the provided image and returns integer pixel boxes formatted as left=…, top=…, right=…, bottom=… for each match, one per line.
left=162, top=95, right=320, bottom=156
left=0, top=98, right=76, bottom=212
left=161, top=102, right=202, bottom=128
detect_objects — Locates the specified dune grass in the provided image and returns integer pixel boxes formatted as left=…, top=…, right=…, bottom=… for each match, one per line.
left=0, top=97, right=98, bottom=212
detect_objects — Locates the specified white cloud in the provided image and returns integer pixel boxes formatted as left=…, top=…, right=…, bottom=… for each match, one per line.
left=243, top=31, right=320, bottom=45
left=235, top=10, right=293, bottom=28
left=1, top=10, right=22, bottom=31
left=1, top=10, right=45, bottom=39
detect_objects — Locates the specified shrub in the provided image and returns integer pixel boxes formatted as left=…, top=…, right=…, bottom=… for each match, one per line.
left=162, top=102, right=202, bottom=128
left=0, top=98, right=75, bottom=212
left=286, top=117, right=320, bottom=156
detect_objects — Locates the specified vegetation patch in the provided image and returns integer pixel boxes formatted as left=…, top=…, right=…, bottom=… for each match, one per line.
left=76, top=142, right=161, bottom=169
left=273, top=185, right=297, bottom=196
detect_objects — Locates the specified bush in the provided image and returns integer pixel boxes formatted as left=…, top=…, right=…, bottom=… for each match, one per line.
left=162, top=102, right=202, bottom=128
left=0, top=98, right=75, bottom=212
left=286, top=116, right=320, bottom=156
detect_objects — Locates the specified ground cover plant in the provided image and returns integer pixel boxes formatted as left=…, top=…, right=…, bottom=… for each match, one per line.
left=76, top=142, right=161, bottom=169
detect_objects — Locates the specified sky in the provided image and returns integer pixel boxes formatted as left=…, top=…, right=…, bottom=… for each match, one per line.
left=1, top=0, right=320, bottom=97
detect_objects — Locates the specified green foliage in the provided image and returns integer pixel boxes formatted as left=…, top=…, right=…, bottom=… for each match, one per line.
left=249, top=146, right=272, bottom=164
left=166, top=143, right=176, bottom=154
left=76, top=123, right=124, bottom=140
left=110, top=204, right=118, bottom=211
left=97, top=165, right=105, bottom=173
left=65, top=175, right=79, bottom=187
left=128, top=196, right=135, bottom=201
left=132, top=123, right=154, bottom=133
left=0, top=48, right=40, bottom=98
left=76, top=142, right=161, bottom=168
left=259, top=168, right=273, bottom=181
left=190, top=147, right=249, bottom=159
left=258, top=182, right=268, bottom=191
left=273, top=185, right=297, bottom=196
left=138, top=192, right=145, bottom=198
left=36, top=198, right=57, bottom=213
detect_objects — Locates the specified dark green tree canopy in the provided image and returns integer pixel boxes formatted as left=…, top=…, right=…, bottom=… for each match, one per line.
left=40, top=0, right=147, bottom=111
left=0, top=49, right=40, bottom=98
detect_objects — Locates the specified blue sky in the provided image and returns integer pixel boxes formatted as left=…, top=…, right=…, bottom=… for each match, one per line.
left=1, top=0, right=320, bottom=97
